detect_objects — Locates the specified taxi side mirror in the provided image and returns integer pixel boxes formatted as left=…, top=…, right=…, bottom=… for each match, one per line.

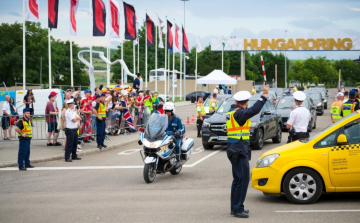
left=337, top=134, right=348, bottom=144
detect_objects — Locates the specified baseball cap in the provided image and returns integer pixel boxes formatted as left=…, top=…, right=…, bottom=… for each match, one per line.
left=81, top=99, right=88, bottom=104
left=23, top=108, right=30, bottom=113
left=350, top=90, right=356, bottom=97
left=101, top=93, right=106, bottom=97
left=66, top=89, right=71, bottom=92
left=337, top=92, right=344, bottom=97
left=102, top=88, right=108, bottom=93
left=84, top=89, right=91, bottom=93
left=50, top=91, right=58, bottom=95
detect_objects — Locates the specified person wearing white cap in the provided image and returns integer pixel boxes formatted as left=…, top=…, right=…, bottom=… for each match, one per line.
left=64, top=99, right=82, bottom=162
left=286, top=91, right=311, bottom=143
left=330, top=92, right=344, bottom=123
left=226, top=82, right=269, bottom=218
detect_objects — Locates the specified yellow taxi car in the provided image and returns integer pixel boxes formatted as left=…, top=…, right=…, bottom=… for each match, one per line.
left=251, top=110, right=360, bottom=204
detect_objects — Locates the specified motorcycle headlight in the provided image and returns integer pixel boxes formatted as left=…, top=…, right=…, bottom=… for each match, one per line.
left=203, top=121, right=211, bottom=128
left=316, top=102, right=322, bottom=107
left=256, top=154, right=279, bottom=168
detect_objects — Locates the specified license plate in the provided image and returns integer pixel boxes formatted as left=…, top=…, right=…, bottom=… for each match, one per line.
left=217, top=136, right=228, bottom=141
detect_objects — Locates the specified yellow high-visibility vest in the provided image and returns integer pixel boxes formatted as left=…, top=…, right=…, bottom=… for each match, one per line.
left=196, top=103, right=206, bottom=117
left=98, top=102, right=106, bottom=118
left=226, top=108, right=251, bottom=141
left=18, top=119, right=32, bottom=138
left=209, top=98, right=218, bottom=112
left=331, top=101, right=343, bottom=123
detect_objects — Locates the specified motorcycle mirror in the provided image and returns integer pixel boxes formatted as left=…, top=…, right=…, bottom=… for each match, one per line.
left=138, top=140, right=143, bottom=145
left=139, top=127, right=145, bottom=133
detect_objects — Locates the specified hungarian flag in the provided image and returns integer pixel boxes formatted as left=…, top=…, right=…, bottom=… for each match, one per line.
left=70, top=0, right=79, bottom=36
left=48, top=0, right=59, bottom=28
left=182, top=26, right=189, bottom=53
left=26, top=0, right=40, bottom=22
left=146, top=14, right=154, bottom=46
left=157, top=16, right=164, bottom=48
left=109, top=0, right=120, bottom=38
left=123, top=2, right=136, bottom=40
left=167, top=20, right=173, bottom=49
left=174, top=23, right=180, bottom=52
left=93, top=0, right=106, bottom=36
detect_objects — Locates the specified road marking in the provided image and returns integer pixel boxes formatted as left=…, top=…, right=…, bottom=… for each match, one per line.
left=118, top=149, right=140, bottom=155
left=191, top=147, right=204, bottom=155
left=276, top=210, right=360, bottom=213
left=0, top=148, right=222, bottom=171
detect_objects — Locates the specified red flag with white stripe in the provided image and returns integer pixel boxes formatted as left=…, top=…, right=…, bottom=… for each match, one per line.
left=70, top=0, right=80, bottom=36
left=109, top=0, right=120, bottom=38
left=26, top=0, right=40, bottom=22
left=157, top=15, right=164, bottom=48
left=174, top=23, right=180, bottom=52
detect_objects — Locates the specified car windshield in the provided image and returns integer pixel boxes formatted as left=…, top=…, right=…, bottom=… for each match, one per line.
left=204, top=97, right=226, bottom=107
left=307, top=93, right=321, bottom=100
left=217, top=100, right=256, bottom=113
left=145, top=113, right=168, bottom=140
left=276, top=98, right=295, bottom=109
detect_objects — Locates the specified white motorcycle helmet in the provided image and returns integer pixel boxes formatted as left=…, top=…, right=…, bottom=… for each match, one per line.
left=163, top=102, right=176, bottom=114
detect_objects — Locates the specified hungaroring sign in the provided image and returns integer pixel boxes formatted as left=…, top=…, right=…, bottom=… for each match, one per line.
left=211, top=38, right=360, bottom=51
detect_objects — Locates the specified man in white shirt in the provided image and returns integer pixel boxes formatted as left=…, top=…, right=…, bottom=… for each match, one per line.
left=2, top=95, right=11, bottom=140
left=286, top=91, right=311, bottom=143
left=213, top=87, right=219, bottom=94
left=64, top=99, right=82, bottom=162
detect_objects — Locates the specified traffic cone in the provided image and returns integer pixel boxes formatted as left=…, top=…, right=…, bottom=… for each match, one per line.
left=186, top=116, right=190, bottom=125
left=191, top=115, right=195, bottom=123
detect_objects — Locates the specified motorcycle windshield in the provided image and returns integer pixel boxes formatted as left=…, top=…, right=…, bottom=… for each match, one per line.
left=145, top=113, right=168, bottom=141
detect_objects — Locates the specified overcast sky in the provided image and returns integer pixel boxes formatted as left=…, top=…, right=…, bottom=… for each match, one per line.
left=1, top=0, right=360, bottom=60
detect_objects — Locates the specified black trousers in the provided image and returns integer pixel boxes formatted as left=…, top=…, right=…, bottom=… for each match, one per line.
left=227, top=149, right=249, bottom=214
left=65, top=128, right=78, bottom=160
left=287, top=133, right=309, bottom=143
left=197, top=118, right=204, bottom=135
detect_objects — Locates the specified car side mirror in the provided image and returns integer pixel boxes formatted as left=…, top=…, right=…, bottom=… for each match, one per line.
left=263, top=111, right=271, bottom=116
left=337, top=134, right=348, bottom=144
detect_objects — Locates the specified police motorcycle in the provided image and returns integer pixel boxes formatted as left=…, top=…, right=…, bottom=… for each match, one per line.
left=138, top=113, right=194, bottom=183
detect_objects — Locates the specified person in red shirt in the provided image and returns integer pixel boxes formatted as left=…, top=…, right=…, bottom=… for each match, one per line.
left=45, top=92, right=61, bottom=146
left=81, top=99, right=92, bottom=142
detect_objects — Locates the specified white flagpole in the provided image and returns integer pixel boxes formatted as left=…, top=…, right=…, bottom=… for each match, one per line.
left=172, top=19, right=175, bottom=102
left=133, top=5, right=136, bottom=76
left=70, top=36, right=74, bottom=87
left=121, top=39, right=124, bottom=83
left=90, top=0, right=92, bottom=75
left=155, top=13, right=158, bottom=92
left=222, top=36, right=224, bottom=72
left=168, top=46, right=170, bottom=94
left=196, top=50, right=198, bottom=92
left=137, top=38, right=139, bottom=73
left=107, top=1, right=110, bottom=87
left=164, top=16, right=167, bottom=97
left=145, top=9, right=148, bottom=90
left=48, top=28, right=52, bottom=89
left=23, top=0, right=26, bottom=91
left=180, top=48, right=182, bottom=100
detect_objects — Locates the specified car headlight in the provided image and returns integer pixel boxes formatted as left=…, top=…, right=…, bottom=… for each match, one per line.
left=323, top=99, right=327, bottom=103
left=316, top=102, right=322, bottom=107
left=203, top=121, right=210, bottom=128
left=251, top=122, right=257, bottom=127
left=256, top=154, right=279, bottom=168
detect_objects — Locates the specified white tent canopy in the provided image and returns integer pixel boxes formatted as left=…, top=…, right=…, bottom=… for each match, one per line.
left=196, top=69, right=237, bottom=85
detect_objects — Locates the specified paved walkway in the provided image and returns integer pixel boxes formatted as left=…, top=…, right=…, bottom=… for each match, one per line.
left=0, top=102, right=194, bottom=168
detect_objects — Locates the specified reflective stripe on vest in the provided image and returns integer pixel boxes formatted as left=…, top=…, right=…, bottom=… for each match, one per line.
left=209, top=98, right=218, bottom=112
left=18, top=119, right=32, bottom=138
left=331, top=101, right=342, bottom=123
left=226, top=108, right=251, bottom=141
left=342, top=102, right=356, bottom=118
left=98, top=103, right=106, bottom=118
left=196, top=103, right=206, bottom=117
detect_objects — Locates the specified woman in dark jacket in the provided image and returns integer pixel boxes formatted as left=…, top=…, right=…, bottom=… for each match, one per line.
left=9, top=97, right=19, bottom=138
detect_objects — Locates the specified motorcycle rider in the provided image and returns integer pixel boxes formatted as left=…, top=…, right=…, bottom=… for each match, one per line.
left=163, top=102, right=185, bottom=169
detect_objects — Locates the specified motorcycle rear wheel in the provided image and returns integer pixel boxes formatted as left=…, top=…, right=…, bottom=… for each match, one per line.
left=170, top=166, right=182, bottom=175
left=143, top=163, right=156, bottom=183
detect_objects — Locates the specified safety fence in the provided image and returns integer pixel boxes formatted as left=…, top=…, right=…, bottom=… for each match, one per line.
left=0, top=108, right=150, bottom=142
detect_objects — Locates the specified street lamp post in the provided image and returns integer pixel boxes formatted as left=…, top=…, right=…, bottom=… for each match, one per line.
left=285, top=29, right=288, bottom=88
left=181, top=0, right=189, bottom=100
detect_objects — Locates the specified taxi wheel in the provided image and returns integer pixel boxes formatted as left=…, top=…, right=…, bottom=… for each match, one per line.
left=253, top=129, right=264, bottom=150
left=283, top=168, right=323, bottom=204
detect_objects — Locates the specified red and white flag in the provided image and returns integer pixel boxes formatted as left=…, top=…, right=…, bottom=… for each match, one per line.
left=70, top=0, right=80, bottom=36
left=109, top=0, right=120, bottom=38
left=157, top=15, right=164, bottom=48
left=174, top=23, right=180, bottom=52
left=26, top=0, right=40, bottom=22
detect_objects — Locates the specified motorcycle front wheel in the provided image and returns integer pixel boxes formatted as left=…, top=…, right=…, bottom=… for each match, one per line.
left=143, top=163, right=156, bottom=183
left=170, top=166, right=182, bottom=175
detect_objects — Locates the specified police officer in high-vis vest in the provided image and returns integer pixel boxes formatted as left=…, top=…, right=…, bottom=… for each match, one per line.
left=14, top=108, right=34, bottom=171
left=342, top=89, right=359, bottom=118
left=93, top=94, right=107, bottom=149
left=226, top=82, right=269, bottom=218
left=209, top=93, right=218, bottom=114
left=196, top=97, right=206, bottom=138
left=330, top=92, right=344, bottom=123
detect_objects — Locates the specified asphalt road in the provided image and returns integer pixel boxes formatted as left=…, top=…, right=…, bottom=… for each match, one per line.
left=1, top=88, right=359, bottom=223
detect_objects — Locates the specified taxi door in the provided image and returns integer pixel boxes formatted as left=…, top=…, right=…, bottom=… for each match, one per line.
left=329, top=119, right=360, bottom=188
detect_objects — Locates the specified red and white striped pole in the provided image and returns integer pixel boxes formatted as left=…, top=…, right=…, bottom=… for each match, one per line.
left=260, top=55, right=267, bottom=85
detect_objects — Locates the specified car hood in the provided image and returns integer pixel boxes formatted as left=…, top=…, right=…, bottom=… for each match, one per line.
left=260, top=140, right=304, bottom=158
left=277, top=108, right=291, bottom=117
left=312, top=99, right=322, bottom=104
